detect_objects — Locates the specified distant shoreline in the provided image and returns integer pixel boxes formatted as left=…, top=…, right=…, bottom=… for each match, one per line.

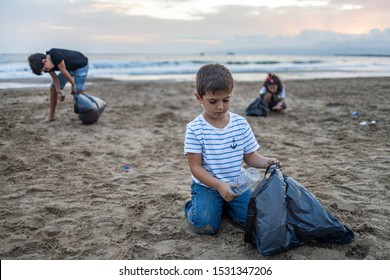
left=2, top=52, right=390, bottom=56
left=1, top=71, right=390, bottom=89
left=334, top=53, right=390, bottom=57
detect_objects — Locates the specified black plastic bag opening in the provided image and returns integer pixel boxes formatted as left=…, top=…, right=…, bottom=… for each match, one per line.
left=73, top=93, right=106, bottom=125
left=244, top=164, right=354, bottom=257
left=245, top=96, right=269, bottom=117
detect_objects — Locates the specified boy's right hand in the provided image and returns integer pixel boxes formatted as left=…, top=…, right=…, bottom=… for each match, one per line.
left=58, top=90, right=65, bottom=102
left=218, top=182, right=238, bottom=202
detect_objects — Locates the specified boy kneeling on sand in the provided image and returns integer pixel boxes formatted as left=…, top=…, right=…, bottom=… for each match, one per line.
left=184, top=64, right=282, bottom=235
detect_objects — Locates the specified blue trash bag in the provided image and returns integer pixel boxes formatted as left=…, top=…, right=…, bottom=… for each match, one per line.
left=244, top=164, right=354, bottom=257
left=73, top=93, right=106, bottom=125
left=245, top=96, right=269, bottom=117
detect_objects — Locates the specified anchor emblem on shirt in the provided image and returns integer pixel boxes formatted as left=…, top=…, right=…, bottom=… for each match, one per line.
left=230, top=138, right=237, bottom=149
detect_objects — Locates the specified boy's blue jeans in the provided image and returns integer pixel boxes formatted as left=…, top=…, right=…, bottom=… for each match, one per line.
left=184, top=181, right=252, bottom=235
left=52, top=64, right=89, bottom=92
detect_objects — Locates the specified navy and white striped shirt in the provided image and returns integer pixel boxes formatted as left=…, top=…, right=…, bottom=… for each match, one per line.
left=184, top=112, right=260, bottom=187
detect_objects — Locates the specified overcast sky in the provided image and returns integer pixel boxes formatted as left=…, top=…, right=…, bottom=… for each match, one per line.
left=1, top=0, right=389, bottom=54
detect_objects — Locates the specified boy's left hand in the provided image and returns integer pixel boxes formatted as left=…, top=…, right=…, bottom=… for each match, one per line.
left=71, top=85, right=77, bottom=94
left=218, top=182, right=238, bottom=202
left=267, top=158, right=283, bottom=170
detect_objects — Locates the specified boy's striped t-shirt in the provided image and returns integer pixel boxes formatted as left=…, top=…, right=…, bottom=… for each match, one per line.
left=184, top=112, right=260, bottom=187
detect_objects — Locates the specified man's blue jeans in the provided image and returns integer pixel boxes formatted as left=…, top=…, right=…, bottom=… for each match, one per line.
left=51, top=64, right=89, bottom=92
left=184, top=181, right=252, bottom=235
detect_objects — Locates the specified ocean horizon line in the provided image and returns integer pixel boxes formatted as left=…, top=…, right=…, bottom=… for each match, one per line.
left=1, top=71, right=390, bottom=90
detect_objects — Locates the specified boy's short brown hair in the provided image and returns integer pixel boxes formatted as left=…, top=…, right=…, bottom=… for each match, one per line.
left=196, top=64, right=234, bottom=97
left=28, top=53, right=46, bottom=75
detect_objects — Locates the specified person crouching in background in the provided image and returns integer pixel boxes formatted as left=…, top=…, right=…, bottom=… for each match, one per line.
left=259, top=73, right=287, bottom=112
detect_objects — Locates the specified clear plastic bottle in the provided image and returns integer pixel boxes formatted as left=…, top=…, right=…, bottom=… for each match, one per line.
left=230, top=167, right=261, bottom=195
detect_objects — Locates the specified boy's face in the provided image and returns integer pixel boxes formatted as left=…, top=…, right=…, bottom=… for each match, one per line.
left=195, top=90, right=231, bottom=121
left=41, top=57, right=54, bottom=73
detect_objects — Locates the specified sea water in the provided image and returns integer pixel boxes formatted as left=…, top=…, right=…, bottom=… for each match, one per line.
left=1, top=53, right=390, bottom=88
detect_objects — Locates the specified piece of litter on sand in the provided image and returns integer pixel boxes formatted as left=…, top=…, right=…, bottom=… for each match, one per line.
left=123, top=165, right=130, bottom=171
left=360, top=120, right=376, bottom=126
left=351, top=111, right=360, bottom=116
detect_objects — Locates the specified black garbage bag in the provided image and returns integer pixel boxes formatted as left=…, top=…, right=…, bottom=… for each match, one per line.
left=244, top=164, right=354, bottom=257
left=73, top=93, right=106, bottom=125
left=245, top=97, right=269, bottom=117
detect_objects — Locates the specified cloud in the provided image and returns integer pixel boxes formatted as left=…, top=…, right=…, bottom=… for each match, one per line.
left=0, top=0, right=389, bottom=53
left=173, top=38, right=222, bottom=45
left=92, top=34, right=155, bottom=43
left=40, top=22, right=74, bottom=31
left=219, top=28, right=390, bottom=54
left=85, top=0, right=331, bottom=20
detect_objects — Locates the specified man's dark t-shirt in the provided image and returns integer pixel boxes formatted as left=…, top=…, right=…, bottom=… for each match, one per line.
left=46, top=48, right=88, bottom=71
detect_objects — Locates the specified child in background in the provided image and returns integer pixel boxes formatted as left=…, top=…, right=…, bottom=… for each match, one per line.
left=184, top=64, right=282, bottom=235
left=259, top=73, right=287, bottom=111
left=28, top=48, right=89, bottom=121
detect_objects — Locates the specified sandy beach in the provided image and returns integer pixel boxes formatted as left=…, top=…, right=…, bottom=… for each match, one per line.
left=0, top=76, right=389, bottom=260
